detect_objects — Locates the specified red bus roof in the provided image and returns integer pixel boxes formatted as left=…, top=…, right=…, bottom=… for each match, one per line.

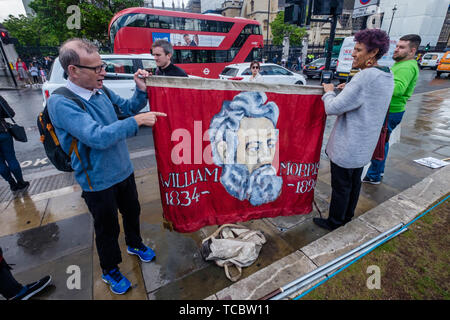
left=109, top=7, right=260, bottom=33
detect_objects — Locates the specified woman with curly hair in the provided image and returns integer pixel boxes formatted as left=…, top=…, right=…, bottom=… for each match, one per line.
left=314, top=29, right=394, bottom=231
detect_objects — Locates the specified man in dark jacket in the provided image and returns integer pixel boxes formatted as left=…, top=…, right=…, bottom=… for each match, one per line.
left=152, top=39, right=188, bottom=77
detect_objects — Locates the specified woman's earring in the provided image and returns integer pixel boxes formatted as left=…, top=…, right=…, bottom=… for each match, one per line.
left=366, top=59, right=373, bottom=67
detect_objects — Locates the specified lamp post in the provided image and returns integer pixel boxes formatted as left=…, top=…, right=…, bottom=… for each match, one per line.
left=388, top=4, right=397, bottom=36
left=267, top=0, right=271, bottom=46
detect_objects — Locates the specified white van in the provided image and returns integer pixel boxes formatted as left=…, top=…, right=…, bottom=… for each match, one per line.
left=334, top=36, right=398, bottom=82
left=419, top=52, right=444, bottom=70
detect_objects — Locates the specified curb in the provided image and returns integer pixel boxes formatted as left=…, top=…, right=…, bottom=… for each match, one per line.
left=207, top=164, right=450, bottom=300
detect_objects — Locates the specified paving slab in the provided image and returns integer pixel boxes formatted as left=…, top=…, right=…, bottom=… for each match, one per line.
left=299, top=219, right=380, bottom=267
left=399, top=165, right=450, bottom=208
left=10, top=248, right=93, bottom=300
left=213, top=251, right=317, bottom=300
left=0, top=196, right=48, bottom=238
left=140, top=221, right=208, bottom=294
left=0, top=213, right=93, bottom=274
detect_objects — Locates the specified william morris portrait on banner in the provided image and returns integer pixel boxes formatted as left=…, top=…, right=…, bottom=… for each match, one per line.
left=209, top=91, right=282, bottom=206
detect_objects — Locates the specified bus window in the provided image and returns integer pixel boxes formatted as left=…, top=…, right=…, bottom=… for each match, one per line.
left=245, top=48, right=262, bottom=62
left=214, top=51, right=228, bottom=63
left=174, top=17, right=186, bottom=30
left=124, top=14, right=147, bottom=27
left=184, top=18, right=198, bottom=31
left=159, top=15, right=175, bottom=29
left=148, top=15, right=159, bottom=28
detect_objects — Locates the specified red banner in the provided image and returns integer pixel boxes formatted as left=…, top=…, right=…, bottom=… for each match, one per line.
left=147, top=77, right=326, bottom=233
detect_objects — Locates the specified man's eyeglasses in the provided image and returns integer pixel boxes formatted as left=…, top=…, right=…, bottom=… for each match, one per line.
left=251, top=66, right=260, bottom=69
left=73, top=62, right=107, bottom=74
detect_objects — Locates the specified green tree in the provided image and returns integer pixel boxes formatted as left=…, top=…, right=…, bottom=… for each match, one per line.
left=270, top=11, right=306, bottom=46
left=2, top=14, right=59, bottom=46
left=18, top=0, right=144, bottom=45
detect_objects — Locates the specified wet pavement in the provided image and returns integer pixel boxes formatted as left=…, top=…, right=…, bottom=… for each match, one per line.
left=0, top=78, right=450, bottom=300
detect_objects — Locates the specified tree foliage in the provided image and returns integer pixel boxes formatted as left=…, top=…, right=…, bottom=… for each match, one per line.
left=3, top=0, right=144, bottom=47
left=270, top=11, right=306, bottom=46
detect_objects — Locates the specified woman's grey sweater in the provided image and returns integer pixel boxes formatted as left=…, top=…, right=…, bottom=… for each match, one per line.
left=322, top=67, right=394, bottom=169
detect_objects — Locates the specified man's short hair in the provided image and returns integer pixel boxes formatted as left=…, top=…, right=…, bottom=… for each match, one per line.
left=152, top=39, right=173, bottom=55
left=399, top=34, right=422, bottom=51
left=59, top=38, right=98, bottom=73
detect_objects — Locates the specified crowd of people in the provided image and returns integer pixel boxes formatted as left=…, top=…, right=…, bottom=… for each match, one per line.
left=14, top=56, right=52, bottom=87
left=0, top=28, right=421, bottom=299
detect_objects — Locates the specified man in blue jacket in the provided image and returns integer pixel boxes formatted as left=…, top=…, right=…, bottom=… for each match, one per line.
left=48, top=38, right=166, bottom=295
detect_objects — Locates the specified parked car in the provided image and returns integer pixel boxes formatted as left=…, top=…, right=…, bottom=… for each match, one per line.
left=42, top=53, right=158, bottom=111
left=436, top=51, right=450, bottom=78
left=303, top=58, right=338, bottom=79
left=419, top=52, right=444, bottom=70
left=219, top=63, right=306, bottom=85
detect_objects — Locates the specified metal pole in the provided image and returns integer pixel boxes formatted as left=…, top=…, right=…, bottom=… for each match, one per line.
left=0, top=39, right=18, bottom=88
left=271, top=224, right=406, bottom=300
left=260, top=223, right=403, bottom=300
left=388, top=5, right=397, bottom=36
left=267, top=0, right=271, bottom=46
left=325, top=12, right=337, bottom=70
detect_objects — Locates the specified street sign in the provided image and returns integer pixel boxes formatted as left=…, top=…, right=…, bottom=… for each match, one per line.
left=354, top=0, right=379, bottom=10
left=352, top=4, right=378, bottom=18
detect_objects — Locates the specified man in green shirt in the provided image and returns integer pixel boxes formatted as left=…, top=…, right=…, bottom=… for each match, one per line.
left=364, top=34, right=421, bottom=184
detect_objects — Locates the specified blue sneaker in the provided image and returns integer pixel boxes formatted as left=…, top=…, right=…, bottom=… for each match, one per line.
left=127, top=244, right=155, bottom=262
left=101, top=268, right=131, bottom=295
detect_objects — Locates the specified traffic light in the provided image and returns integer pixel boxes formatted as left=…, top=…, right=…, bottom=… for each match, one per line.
left=284, top=0, right=308, bottom=26
left=313, top=0, right=343, bottom=15
left=0, top=30, right=10, bottom=45
left=425, top=43, right=430, bottom=52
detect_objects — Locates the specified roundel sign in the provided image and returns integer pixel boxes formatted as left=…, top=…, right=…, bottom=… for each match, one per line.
left=203, top=68, right=210, bottom=75
left=360, top=0, right=371, bottom=4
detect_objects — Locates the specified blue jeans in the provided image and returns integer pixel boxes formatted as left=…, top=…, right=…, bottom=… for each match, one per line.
left=0, top=132, right=24, bottom=184
left=366, top=111, right=405, bottom=181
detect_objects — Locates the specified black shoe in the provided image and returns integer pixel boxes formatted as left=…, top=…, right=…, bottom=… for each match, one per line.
left=313, top=218, right=339, bottom=231
left=9, top=181, right=19, bottom=191
left=16, top=181, right=30, bottom=191
left=9, top=275, right=52, bottom=300
left=362, top=176, right=381, bottom=185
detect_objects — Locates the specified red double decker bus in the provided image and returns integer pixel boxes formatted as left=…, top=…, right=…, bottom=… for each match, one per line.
left=109, top=8, right=263, bottom=78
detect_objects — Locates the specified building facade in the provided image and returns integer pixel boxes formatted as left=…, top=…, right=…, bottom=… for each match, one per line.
left=378, top=0, right=449, bottom=49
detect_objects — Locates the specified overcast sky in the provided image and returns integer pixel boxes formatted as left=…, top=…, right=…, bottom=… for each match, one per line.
left=0, top=0, right=189, bottom=23
left=0, top=0, right=26, bottom=22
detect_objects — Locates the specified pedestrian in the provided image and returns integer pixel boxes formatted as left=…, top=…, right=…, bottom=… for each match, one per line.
left=15, top=58, right=31, bottom=87
left=0, top=247, right=52, bottom=300
left=152, top=39, right=188, bottom=77
left=0, top=95, right=30, bottom=192
left=314, top=29, right=394, bottom=231
left=248, top=60, right=263, bottom=82
left=273, top=55, right=278, bottom=64
left=43, top=56, right=52, bottom=72
left=29, top=63, right=39, bottom=86
left=298, top=55, right=303, bottom=70
left=39, top=67, right=47, bottom=83
left=363, top=34, right=421, bottom=184
left=48, top=38, right=166, bottom=295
